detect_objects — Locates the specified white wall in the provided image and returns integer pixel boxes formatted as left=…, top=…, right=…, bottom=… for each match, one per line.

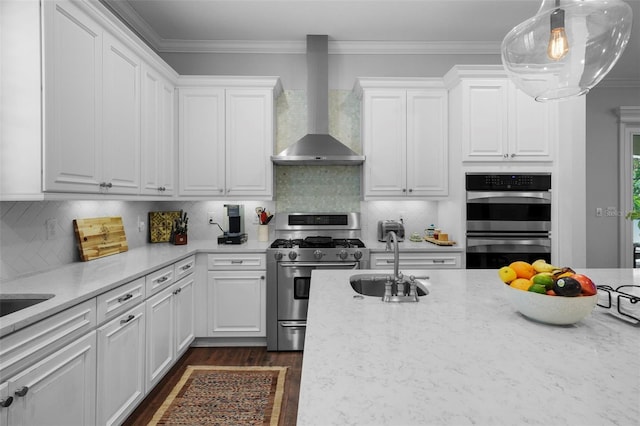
left=585, top=86, right=640, bottom=267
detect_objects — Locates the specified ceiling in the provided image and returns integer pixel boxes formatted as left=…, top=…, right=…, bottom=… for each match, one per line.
left=103, top=0, right=640, bottom=81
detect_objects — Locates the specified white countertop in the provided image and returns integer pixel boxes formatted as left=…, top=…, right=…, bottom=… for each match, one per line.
left=0, top=240, right=270, bottom=337
left=298, top=268, right=640, bottom=426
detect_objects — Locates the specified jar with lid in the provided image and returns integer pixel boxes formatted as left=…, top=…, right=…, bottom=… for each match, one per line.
left=426, top=224, right=435, bottom=238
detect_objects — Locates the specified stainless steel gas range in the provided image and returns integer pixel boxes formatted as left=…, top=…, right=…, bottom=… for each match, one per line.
left=266, top=212, right=369, bottom=351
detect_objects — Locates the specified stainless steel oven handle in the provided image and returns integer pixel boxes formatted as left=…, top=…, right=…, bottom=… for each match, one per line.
left=280, top=322, right=307, bottom=328
left=466, top=191, right=551, bottom=203
left=279, top=262, right=359, bottom=268
left=466, top=238, right=551, bottom=247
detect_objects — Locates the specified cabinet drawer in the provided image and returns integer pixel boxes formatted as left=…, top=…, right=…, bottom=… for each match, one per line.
left=207, top=254, right=265, bottom=270
left=174, top=255, right=196, bottom=280
left=146, top=265, right=174, bottom=297
left=371, top=253, right=461, bottom=269
left=0, top=299, right=96, bottom=382
left=96, top=277, right=145, bottom=325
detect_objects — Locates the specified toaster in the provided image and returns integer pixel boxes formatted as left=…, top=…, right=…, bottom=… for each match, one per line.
left=377, top=220, right=405, bottom=242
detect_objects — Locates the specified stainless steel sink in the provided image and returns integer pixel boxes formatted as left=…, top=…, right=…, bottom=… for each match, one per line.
left=0, top=294, right=55, bottom=317
left=349, top=274, right=428, bottom=297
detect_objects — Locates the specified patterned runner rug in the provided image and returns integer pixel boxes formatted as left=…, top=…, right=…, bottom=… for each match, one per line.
left=148, top=365, right=288, bottom=426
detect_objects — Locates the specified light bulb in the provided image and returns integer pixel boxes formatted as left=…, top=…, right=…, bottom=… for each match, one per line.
left=547, top=8, right=569, bottom=60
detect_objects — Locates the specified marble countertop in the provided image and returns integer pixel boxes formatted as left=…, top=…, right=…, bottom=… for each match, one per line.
left=0, top=240, right=270, bottom=337
left=298, top=268, right=640, bottom=426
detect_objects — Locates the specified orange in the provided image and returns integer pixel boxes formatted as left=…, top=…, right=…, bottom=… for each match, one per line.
left=510, top=278, right=533, bottom=291
left=509, top=261, right=535, bottom=279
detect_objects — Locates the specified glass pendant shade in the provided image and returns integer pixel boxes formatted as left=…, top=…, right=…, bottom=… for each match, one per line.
left=501, top=0, right=633, bottom=101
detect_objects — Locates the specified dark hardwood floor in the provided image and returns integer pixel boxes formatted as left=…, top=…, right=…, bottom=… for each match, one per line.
left=122, top=347, right=303, bottom=426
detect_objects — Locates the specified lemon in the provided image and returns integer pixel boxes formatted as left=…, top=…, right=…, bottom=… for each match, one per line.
left=498, top=266, right=517, bottom=284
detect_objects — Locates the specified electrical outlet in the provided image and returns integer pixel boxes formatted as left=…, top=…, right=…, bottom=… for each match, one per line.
left=45, top=218, right=57, bottom=240
left=137, top=215, right=145, bottom=232
left=208, top=212, right=215, bottom=224
left=596, top=207, right=603, bottom=217
left=605, top=206, right=618, bottom=217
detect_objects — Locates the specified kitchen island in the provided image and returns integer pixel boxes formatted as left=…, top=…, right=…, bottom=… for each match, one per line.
left=298, top=268, right=639, bottom=425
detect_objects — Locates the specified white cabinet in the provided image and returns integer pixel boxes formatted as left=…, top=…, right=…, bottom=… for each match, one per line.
left=178, top=87, right=226, bottom=195
left=42, top=0, right=103, bottom=193
left=445, top=66, right=556, bottom=162
left=96, top=304, right=145, bottom=426
left=356, top=79, right=448, bottom=198
left=145, top=261, right=195, bottom=391
left=6, top=331, right=96, bottom=426
left=0, top=382, right=8, bottom=426
left=141, top=65, right=176, bottom=195
left=207, top=254, right=266, bottom=337
left=371, top=251, right=462, bottom=269
left=42, top=1, right=143, bottom=194
left=177, top=78, right=281, bottom=199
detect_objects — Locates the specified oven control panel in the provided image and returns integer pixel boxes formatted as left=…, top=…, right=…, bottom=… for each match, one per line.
left=466, top=173, right=551, bottom=191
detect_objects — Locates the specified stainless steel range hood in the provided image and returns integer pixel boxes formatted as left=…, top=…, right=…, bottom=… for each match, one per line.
left=271, top=35, right=364, bottom=165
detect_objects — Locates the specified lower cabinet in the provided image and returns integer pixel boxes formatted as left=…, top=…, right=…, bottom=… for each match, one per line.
left=5, top=331, right=97, bottom=426
left=146, top=275, right=195, bottom=391
left=96, top=303, right=146, bottom=426
left=207, top=271, right=266, bottom=337
left=371, top=251, right=462, bottom=269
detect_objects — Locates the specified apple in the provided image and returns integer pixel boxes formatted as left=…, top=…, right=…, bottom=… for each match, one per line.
left=572, top=273, right=597, bottom=296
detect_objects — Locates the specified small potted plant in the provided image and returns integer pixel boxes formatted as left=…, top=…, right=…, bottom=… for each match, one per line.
left=171, top=211, right=188, bottom=245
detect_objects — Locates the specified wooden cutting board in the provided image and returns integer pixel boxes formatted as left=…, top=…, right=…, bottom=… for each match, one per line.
left=73, top=217, right=128, bottom=261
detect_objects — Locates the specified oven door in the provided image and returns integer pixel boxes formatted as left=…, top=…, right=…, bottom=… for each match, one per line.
left=466, top=191, right=551, bottom=232
left=466, top=236, right=551, bottom=269
left=277, top=262, right=359, bottom=320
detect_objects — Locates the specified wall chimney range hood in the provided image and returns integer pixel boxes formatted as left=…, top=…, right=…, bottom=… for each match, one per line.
left=271, top=35, right=364, bottom=165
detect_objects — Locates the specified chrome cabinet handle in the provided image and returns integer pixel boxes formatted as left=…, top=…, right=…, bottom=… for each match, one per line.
left=173, top=288, right=182, bottom=295
left=14, top=386, right=28, bottom=397
left=432, top=259, right=446, bottom=263
left=402, top=188, right=407, bottom=192
left=0, top=397, right=13, bottom=407
left=120, top=314, right=135, bottom=324
left=117, top=293, right=133, bottom=303
left=231, top=260, right=244, bottom=264
left=503, top=153, right=509, bottom=158
left=408, top=188, right=413, bottom=193
left=260, top=275, right=265, bottom=280
left=99, top=182, right=113, bottom=188
left=510, top=153, right=516, bottom=158
left=157, top=276, right=169, bottom=283
left=181, top=264, right=192, bottom=271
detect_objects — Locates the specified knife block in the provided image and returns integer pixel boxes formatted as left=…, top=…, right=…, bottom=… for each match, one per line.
left=173, top=233, right=187, bottom=245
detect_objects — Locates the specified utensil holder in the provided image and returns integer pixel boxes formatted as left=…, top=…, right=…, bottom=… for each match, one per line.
left=258, top=225, right=269, bottom=242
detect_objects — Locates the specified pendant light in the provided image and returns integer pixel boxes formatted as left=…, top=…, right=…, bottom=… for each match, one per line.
left=501, top=0, right=633, bottom=101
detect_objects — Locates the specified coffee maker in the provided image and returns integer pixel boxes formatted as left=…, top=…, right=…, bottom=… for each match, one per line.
left=218, top=204, right=248, bottom=244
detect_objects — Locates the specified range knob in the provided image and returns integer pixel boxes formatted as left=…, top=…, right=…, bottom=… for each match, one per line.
left=313, top=250, right=324, bottom=260
left=338, top=249, right=348, bottom=260
left=353, top=250, right=363, bottom=260
left=288, top=251, right=298, bottom=260
left=273, top=251, right=283, bottom=261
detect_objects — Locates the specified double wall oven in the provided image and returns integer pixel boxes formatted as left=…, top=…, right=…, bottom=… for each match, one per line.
left=466, top=173, right=552, bottom=269
left=266, top=213, right=369, bottom=351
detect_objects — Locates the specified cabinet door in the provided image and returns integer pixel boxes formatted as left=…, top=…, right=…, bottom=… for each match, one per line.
left=178, top=88, right=225, bottom=196
left=102, top=32, right=141, bottom=194
left=43, top=0, right=103, bottom=192
left=174, top=276, right=195, bottom=356
left=96, top=304, right=145, bottom=426
left=461, top=80, right=509, bottom=161
left=225, top=89, right=274, bottom=198
left=145, top=286, right=175, bottom=391
left=207, top=271, right=266, bottom=337
left=141, top=66, right=175, bottom=195
left=7, top=331, right=96, bottom=426
left=406, top=89, right=448, bottom=196
left=362, top=90, right=407, bottom=197
left=509, top=86, right=556, bottom=160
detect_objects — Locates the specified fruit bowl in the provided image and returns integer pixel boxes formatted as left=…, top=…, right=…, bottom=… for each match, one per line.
left=504, top=284, right=597, bottom=325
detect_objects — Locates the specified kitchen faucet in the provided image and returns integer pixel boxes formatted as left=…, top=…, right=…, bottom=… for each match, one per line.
left=385, top=231, right=401, bottom=283
left=383, top=230, right=428, bottom=303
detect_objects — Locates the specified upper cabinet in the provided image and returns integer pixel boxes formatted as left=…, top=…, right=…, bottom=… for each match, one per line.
left=177, top=77, right=282, bottom=199
left=444, top=66, right=557, bottom=162
left=355, top=78, right=448, bottom=199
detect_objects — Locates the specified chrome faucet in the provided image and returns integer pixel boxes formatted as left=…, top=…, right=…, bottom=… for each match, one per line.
left=385, top=231, right=401, bottom=283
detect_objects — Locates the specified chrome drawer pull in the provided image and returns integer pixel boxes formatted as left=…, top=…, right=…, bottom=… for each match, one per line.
left=120, top=314, right=135, bottom=324
left=231, top=260, right=244, bottom=264
left=157, top=276, right=169, bottom=283
left=14, top=387, right=28, bottom=397
left=0, top=397, right=13, bottom=407
left=173, top=288, right=182, bottom=295
left=181, top=264, right=192, bottom=270
left=117, top=293, right=133, bottom=303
